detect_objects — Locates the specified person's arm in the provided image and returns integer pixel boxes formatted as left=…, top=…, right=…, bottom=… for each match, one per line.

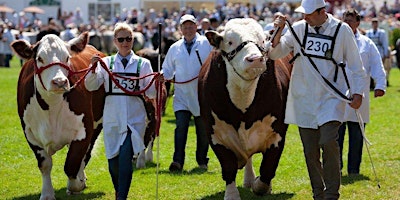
left=368, top=39, right=386, bottom=97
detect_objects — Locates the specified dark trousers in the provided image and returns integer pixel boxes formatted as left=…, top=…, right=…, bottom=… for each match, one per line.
left=4, top=54, right=12, bottom=67
left=108, top=130, right=133, bottom=200
left=172, top=110, right=209, bottom=167
left=338, top=121, right=364, bottom=174
left=299, top=121, right=341, bottom=200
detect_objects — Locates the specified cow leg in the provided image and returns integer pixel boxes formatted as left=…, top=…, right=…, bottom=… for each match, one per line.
left=37, top=150, right=55, bottom=200
left=67, top=161, right=87, bottom=195
left=145, top=138, right=154, bottom=163
left=243, top=157, right=255, bottom=188
left=211, top=144, right=240, bottom=200
left=136, top=149, right=146, bottom=169
left=252, top=136, right=286, bottom=195
left=64, top=140, right=88, bottom=194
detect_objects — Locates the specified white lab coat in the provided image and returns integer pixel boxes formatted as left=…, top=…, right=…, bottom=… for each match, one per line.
left=161, top=33, right=212, bottom=116
left=366, top=28, right=389, bottom=58
left=269, top=14, right=368, bottom=129
left=85, top=52, right=156, bottom=159
left=344, top=31, right=386, bottom=123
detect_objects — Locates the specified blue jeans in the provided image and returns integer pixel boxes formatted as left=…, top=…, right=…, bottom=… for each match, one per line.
left=338, top=121, right=364, bottom=174
left=108, top=129, right=134, bottom=200
left=172, top=110, right=209, bottom=167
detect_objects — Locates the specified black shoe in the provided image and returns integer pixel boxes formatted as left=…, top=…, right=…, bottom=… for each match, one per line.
left=169, top=162, right=182, bottom=172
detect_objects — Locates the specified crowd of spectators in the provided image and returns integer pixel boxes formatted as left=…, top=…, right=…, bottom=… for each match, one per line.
left=1, top=0, right=400, bottom=66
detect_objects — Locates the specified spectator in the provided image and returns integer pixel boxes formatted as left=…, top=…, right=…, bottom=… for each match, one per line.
left=1, top=23, right=15, bottom=67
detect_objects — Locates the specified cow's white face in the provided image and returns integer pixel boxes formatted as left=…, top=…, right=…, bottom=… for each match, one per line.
left=217, top=18, right=267, bottom=81
left=35, top=34, right=72, bottom=94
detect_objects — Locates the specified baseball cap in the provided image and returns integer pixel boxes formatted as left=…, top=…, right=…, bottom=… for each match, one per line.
left=180, top=14, right=197, bottom=25
left=295, top=0, right=326, bottom=14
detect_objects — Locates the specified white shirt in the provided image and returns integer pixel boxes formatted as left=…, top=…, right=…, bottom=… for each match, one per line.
left=161, top=33, right=212, bottom=116
left=344, top=31, right=386, bottom=123
left=85, top=52, right=156, bottom=159
left=269, top=14, right=368, bottom=129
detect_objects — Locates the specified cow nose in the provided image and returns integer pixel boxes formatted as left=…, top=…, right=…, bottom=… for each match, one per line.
left=52, top=78, right=68, bottom=88
left=245, top=54, right=264, bottom=63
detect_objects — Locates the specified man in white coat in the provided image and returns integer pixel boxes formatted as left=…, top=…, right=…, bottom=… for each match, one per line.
left=339, top=9, right=386, bottom=176
left=270, top=0, right=368, bottom=199
left=161, top=14, right=212, bottom=172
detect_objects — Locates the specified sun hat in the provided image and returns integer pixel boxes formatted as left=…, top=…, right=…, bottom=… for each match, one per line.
left=180, top=14, right=197, bottom=25
left=295, top=0, right=326, bottom=14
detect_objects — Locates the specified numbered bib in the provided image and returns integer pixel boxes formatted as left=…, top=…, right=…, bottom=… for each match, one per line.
left=304, top=33, right=333, bottom=59
left=109, top=72, right=140, bottom=95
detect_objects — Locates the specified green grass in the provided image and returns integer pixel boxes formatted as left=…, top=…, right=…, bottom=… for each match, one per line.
left=1, top=56, right=399, bottom=200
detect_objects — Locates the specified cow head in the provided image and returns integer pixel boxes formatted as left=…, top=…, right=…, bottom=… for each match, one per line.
left=11, top=32, right=89, bottom=94
left=205, top=18, right=268, bottom=81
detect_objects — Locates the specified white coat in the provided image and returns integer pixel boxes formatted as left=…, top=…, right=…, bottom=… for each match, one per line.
left=366, top=28, right=389, bottom=58
left=161, top=33, right=212, bottom=116
left=85, top=52, right=156, bottom=159
left=269, top=14, right=368, bottom=129
left=344, top=31, right=386, bottom=123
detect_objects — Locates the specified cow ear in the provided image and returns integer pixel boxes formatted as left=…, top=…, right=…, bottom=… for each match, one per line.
left=11, top=40, right=34, bottom=60
left=69, top=31, right=89, bottom=53
left=205, top=31, right=223, bottom=49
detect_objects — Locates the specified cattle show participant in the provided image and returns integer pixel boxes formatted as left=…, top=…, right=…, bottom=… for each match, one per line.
left=339, top=9, right=386, bottom=176
left=366, top=18, right=390, bottom=87
left=271, top=0, right=368, bottom=199
left=161, top=14, right=213, bottom=172
left=199, top=18, right=293, bottom=199
left=85, top=22, right=157, bottom=200
left=12, top=32, right=106, bottom=200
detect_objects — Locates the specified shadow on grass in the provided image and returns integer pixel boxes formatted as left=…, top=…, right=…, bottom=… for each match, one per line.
left=341, top=173, right=370, bottom=185
left=12, top=188, right=106, bottom=200
left=200, top=187, right=295, bottom=200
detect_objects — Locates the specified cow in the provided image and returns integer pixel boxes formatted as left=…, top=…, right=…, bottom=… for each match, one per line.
left=11, top=32, right=106, bottom=200
left=198, top=18, right=293, bottom=199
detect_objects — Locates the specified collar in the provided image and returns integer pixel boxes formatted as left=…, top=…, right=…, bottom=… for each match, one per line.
left=184, top=35, right=197, bottom=44
left=117, top=51, right=134, bottom=61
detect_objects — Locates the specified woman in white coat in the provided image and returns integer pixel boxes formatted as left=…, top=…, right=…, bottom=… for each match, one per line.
left=85, top=22, right=156, bottom=200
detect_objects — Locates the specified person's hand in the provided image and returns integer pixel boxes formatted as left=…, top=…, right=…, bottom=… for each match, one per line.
left=349, top=94, right=362, bottom=109
left=374, top=89, right=385, bottom=97
left=273, top=14, right=286, bottom=30
left=91, top=55, right=101, bottom=66
left=156, top=73, right=165, bottom=82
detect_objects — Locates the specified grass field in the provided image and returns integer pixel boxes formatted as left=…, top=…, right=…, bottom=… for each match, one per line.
left=0, top=56, right=399, bottom=200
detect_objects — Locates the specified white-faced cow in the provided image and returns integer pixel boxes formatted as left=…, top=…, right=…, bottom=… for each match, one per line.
left=198, top=18, right=293, bottom=199
left=12, top=32, right=106, bottom=200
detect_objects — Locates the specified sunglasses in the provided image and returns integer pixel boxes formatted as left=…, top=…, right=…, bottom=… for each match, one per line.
left=116, top=37, right=133, bottom=43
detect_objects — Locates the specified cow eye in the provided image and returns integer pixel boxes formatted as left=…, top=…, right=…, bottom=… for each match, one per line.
left=37, top=57, right=43, bottom=63
left=228, top=41, right=233, bottom=45
left=66, top=57, right=70, bottom=63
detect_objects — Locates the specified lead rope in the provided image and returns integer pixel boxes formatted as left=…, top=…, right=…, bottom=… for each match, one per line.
left=284, top=19, right=380, bottom=188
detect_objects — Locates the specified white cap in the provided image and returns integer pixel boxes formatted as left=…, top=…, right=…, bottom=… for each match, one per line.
left=295, top=0, right=326, bottom=14
left=180, top=14, right=197, bottom=25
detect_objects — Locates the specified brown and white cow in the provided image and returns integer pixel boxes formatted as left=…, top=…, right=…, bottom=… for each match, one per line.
left=12, top=32, right=106, bottom=200
left=198, top=18, right=292, bottom=199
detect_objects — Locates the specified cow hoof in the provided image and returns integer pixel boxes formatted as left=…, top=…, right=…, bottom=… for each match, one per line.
left=67, top=178, right=86, bottom=195
left=224, top=182, right=241, bottom=200
left=251, top=176, right=271, bottom=196
left=66, top=189, right=83, bottom=195
left=39, top=194, right=56, bottom=200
